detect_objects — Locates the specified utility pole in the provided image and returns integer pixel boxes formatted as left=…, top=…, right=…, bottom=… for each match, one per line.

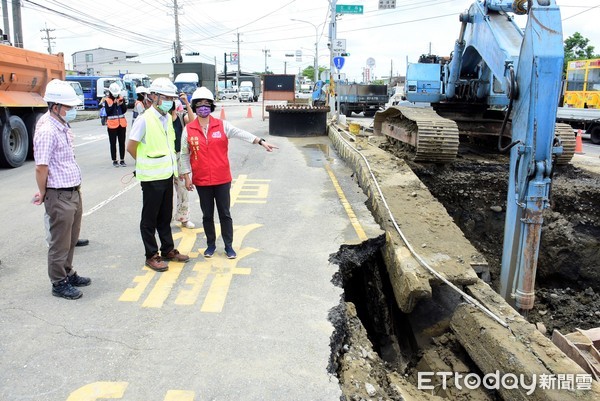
left=2, top=0, right=10, bottom=44
left=262, top=48, right=270, bottom=74
left=214, top=56, right=219, bottom=94
left=172, top=0, right=182, bottom=63
left=329, top=0, right=337, bottom=113
left=40, top=23, right=55, bottom=54
left=12, top=0, right=23, bottom=48
left=224, top=52, right=228, bottom=89
left=236, top=31, right=241, bottom=88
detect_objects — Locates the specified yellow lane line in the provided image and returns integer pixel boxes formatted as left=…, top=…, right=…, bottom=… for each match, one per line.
left=324, top=163, right=368, bottom=242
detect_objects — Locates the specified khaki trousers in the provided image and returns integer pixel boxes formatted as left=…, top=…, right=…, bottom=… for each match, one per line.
left=44, top=188, right=82, bottom=283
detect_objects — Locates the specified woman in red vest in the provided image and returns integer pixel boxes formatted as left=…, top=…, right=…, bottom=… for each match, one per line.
left=180, top=87, right=277, bottom=259
left=105, top=82, right=128, bottom=167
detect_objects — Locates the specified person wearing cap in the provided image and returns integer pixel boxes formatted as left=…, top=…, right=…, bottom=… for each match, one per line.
left=132, top=86, right=151, bottom=124
left=105, top=82, right=128, bottom=167
left=180, top=87, right=277, bottom=259
left=33, top=79, right=91, bottom=300
left=171, top=93, right=195, bottom=229
left=126, top=77, right=190, bottom=272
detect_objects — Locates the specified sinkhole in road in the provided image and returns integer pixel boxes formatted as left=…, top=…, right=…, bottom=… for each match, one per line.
left=327, top=236, right=494, bottom=400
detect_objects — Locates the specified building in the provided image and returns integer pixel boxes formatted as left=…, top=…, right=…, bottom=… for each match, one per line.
left=72, top=47, right=140, bottom=76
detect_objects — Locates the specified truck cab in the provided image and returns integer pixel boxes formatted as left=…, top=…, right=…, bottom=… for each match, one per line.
left=238, top=84, right=254, bottom=102
left=174, top=73, right=199, bottom=102
left=68, top=81, right=85, bottom=111
left=311, top=80, right=327, bottom=106
left=65, top=76, right=128, bottom=109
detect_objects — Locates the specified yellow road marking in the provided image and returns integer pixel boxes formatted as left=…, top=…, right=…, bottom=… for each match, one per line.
left=324, top=163, right=368, bottom=242
left=231, top=174, right=271, bottom=205
left=66, top=382, right=128, bottom=400
left=164, top=390, right=195, bottom=400
left=142, top=262, right=186, bottom=308
left=118, top=268, right=155, bottom=302
left=120, top=224, right=262, bottom=312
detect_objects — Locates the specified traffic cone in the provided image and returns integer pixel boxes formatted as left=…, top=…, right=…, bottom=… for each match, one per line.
left=220, top=107, right=226, bottom=120
left=575, top=129, right=584, bottom=154
left=246, top=106, right=253, bottom=118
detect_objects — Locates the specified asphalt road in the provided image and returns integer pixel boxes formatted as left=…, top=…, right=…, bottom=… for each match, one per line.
left=0, top=102, right=383, bottom=401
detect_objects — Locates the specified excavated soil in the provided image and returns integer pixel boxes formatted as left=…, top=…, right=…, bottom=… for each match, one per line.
left=328, top=139, right=600, bottom=400
left=402, top=149, right=600, bottom=334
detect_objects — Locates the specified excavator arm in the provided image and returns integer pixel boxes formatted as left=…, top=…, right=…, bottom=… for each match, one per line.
left=400, top=1, right=565, bottom=311
left=498, top=0, right=564, bottom=311
left=445, top=0, right=565, bottom=311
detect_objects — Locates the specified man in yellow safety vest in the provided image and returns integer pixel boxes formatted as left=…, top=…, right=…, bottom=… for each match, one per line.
left=126, top=77, right=190, bottom=272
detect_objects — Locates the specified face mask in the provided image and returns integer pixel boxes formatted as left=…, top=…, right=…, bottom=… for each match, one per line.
left=64, top=108, right=77, bottom=122
left=158, top=100, right=173, bottom=114
left=196, top=105, right=211, bottom=118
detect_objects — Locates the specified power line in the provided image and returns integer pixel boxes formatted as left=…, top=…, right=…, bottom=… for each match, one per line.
left=563, top=4, right=600, bottom=21
left=21, top=0, right=172, bottom=47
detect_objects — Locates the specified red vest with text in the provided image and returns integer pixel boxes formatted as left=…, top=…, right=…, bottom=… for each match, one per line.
left=187, top=116, right=231, bottom=186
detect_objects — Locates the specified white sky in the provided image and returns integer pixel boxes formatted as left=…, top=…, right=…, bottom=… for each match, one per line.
left=3, top=0, right=600, bottom=82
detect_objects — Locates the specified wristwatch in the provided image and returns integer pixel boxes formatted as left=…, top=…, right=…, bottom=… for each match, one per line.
left=258, top=138, right=265, bottom=145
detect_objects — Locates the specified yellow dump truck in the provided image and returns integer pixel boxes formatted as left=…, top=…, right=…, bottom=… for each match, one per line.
left=0, top=44, right=65, bottom=168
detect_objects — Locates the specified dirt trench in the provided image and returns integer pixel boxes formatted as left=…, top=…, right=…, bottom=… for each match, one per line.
left=404, top=152, right=600, bottom=334
left=327, top=141, right=600, bottom=400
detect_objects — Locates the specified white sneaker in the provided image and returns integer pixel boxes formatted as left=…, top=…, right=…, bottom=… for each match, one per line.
left=181, top=221, right=195, bottom=229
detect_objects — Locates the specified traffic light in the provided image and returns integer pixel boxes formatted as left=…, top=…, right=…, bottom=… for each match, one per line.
left=185, top=52, right=200, bottom=56
left=341, top=52, right=350, bottom=56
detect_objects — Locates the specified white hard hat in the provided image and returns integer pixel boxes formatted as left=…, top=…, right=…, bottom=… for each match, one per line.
left=136, top=86, right=149, bottom=95
left=191, top=87, right=215, bottom=102
left=108, top=82, right=121, bottom=97
left=43, top=79, right=82, bottom=106
left=149, top=77, right=177, bottom=97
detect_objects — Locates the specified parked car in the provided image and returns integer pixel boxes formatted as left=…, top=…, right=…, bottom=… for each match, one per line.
left=218, top=88, right=238, bottom=100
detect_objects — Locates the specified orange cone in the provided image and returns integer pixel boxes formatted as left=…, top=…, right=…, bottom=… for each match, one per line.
left=219, top=107, right=226, bottom=120
left=575, top=129, right=584, bottom=154
left=246, top=106, right=253, bottom=118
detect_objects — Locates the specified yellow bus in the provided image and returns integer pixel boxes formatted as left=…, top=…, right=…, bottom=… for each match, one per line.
left=563, top=58, right=600, bottom=108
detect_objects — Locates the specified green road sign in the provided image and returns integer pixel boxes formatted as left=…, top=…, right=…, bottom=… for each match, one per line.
left=336, top=4, right=364, bottom=14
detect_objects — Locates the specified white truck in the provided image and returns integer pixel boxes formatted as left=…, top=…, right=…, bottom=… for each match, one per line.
left=556, top=107, right=600, bottom=144
left=174, top=73, right=199, bottom=102
left=122, top=73, right=152, bottom=89
left=238, top=81, right=255, bottom=102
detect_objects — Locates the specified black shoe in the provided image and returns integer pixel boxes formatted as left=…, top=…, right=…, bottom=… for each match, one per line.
left=119, top=160, right=127, bottom=167
left=68, top=272, right=91, bottom=287
left=76, top=238, right=89, bottom=247
left=52, top=278, right=82, bottom=300
left=113, top=161, right=119, bottom=167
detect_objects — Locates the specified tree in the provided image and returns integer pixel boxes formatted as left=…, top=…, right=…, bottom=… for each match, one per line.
left=301, top=65, right=324, bottom=81
left=564, top=32, right=598, bottom=71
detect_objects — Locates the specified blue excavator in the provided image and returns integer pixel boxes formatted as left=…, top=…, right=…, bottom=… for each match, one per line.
left=374, top=0, right=573, bottom=312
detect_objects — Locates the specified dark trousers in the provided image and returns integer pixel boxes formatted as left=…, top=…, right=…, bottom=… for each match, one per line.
left=140, top=177, right=175, bottom=258
left=196, top=182, right=233, bottom=248
left=44, top=188, right=82, bottom=283
left=108, top=126, right=126, bottom=161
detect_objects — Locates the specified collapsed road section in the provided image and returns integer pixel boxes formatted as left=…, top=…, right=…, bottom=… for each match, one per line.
left=326, top=121, right=600, bottom=400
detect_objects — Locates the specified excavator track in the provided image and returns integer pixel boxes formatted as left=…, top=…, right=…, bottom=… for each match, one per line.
left=374, top=106, right=459, bottom=163
left=554, top=123, right=576, bottom=165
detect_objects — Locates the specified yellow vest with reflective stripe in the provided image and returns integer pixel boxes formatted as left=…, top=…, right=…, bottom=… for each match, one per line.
left=135, top=111, right=178, bottom=181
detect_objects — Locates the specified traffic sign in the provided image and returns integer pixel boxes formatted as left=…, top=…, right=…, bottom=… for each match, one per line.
left=336, top=4, right=364, bottom=14
left=333, top=56, right=345, bottom=70
left=332, top=39, right=346, bottom=52
left=378, top=0, right=396, bottom=9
